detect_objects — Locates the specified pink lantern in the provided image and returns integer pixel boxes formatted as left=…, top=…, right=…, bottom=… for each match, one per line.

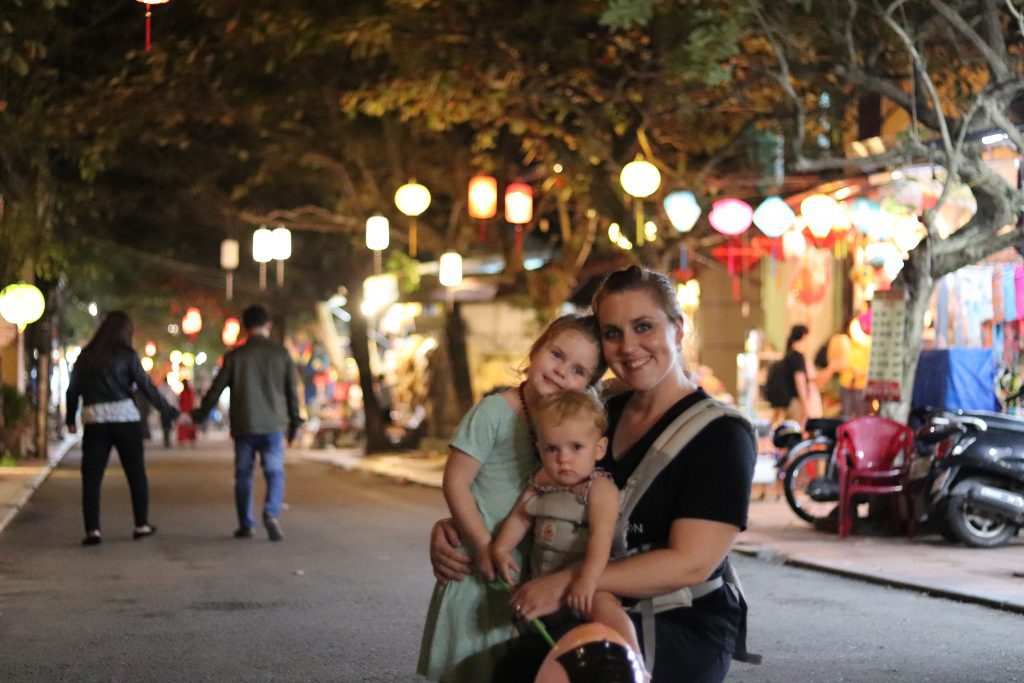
left=504, top=183, right=533, bottom=224
left=708, top=198, right=753, bottom=236
left=468, top=175, right=498, bottom=220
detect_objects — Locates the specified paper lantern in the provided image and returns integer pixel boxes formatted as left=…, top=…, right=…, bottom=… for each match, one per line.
left=708, top=198, right=753, bottom=236
left=782, top=227, right=807, bottom=259
left=252, top=227, right=274, bottom=263
left=800, top=194, right=840, bottom=239
left=181, top=307, right=203, bottom=336
left=222, top=318, right=241, bottom=346
left=395, top=182, right=431, bottom=217
left=439, top=252, right=463, bottom=287
left=849, top=198, right=881, bottom=235
left=468, top=175, right=498, bottom=219
left=365, top=215, right=390, bottom=251
left=504, top=183, right=533, bottom=224
left=752, top=196, right=795, bottom=238
left=620, top=159, right=661, bottom=198
left=271, top=227, right=291, bottom=260
left=220, top=239, right=239, bottom=270
left=0, top=283, right=45, bottom=329
left=663, top=191, right=702, bottom=233
left=144, top=341, right=157, bottom=357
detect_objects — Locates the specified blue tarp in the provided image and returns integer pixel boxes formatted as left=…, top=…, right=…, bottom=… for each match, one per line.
left=911, top=349, right=1000, bottom=412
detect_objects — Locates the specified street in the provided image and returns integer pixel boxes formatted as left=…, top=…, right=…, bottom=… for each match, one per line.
left=1, top=438, right=1021, bottom=682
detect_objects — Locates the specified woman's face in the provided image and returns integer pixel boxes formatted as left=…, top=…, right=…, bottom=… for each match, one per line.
left=527, top=329, right=601, bottom=398
left=596, top=289, right=685, bottom=393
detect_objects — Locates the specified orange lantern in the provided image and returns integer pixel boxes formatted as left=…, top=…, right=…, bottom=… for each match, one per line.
left=468, top=175, right=498, bottom=219
left=144, top=341, right=157, bottom=357
left=181, top=307, right=203, bottom=337
left=222, top=317, right=241, bottom=346
left=505, top=183, right=533, bottom=252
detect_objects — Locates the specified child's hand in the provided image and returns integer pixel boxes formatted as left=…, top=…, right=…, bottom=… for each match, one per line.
left=474, top=548, right=496, bottom=582
left=566, top=576, right=597, bottom=616
left=490, top=547, right=520, bottom=586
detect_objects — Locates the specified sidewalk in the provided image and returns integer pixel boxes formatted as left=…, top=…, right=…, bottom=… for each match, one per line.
left=312, top=448, right=1024, bottom=614
left=0, top=433, right=81, bottom=535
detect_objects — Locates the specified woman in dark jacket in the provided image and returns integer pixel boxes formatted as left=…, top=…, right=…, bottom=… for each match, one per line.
left=66, top=311, right=179, bottom=546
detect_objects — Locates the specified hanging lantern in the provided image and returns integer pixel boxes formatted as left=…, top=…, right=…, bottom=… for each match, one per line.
left=752, top=197, right=795, bottom=238
left=468, top=175, right=498, bottom=219
left=849, top=198, right=881, bottom=235
left=220, top=239, right=239, bottom=270
left=504, top=183, right=533, bottom=224
left=619, top=158, right=661, bottom=198
left=800, top=194, right=840, bottom=239
left=181, top=307, right=203, bottom=337
left=222, top=318, right=241, bottom=346
left=0, top=283, right=45, bottom=330
left=271, top=227, right=292, bottom=260
left=365, top=215, right=390, bottom=251
left=252, top=227, right=274, bottom=263
left=781, top=227, right=807, bottom=259
left=395, top=181, right=431, bottom=258
left=663, top=191, right=702, bottom=233
left=608, top=222, right=622, bottom=243
left=439, top=252, right=463, bottom=287
left=144, top=341, right=157, bottom=357
left=136, top=0, right=170, bottom=52
left=708, top=198, right=753, bottom=236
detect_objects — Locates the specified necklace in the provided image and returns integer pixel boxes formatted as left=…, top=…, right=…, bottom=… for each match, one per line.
left=518, top=381, right=539, bottom=457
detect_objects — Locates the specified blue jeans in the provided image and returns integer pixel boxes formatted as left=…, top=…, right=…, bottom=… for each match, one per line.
left=233, top=432, right=285, bottom=529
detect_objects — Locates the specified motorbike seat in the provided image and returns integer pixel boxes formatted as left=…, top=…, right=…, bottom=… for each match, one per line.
left=806, top=418, right=843, bottom=440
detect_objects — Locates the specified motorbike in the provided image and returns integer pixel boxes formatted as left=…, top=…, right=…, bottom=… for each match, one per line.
left=773, top=418, right=844, bottom=524
left=910, top=409, right=1024, bottom=548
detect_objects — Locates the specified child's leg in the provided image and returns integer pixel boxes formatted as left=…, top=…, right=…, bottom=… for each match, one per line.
left=590, top=590, right=643, bottom=661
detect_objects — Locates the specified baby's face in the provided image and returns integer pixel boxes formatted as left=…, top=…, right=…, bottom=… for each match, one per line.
left=536, top=415, right=608, bottom=487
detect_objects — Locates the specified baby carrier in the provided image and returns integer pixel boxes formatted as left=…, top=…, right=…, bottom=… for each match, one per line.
left=611, top=397, right=763, bottom=672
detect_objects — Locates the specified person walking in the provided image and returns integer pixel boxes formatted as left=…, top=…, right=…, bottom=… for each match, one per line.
left=176, top=379, right=198, bottom=447
left=192, top=305, right=303, bottom=541
left=65, top=311, right=179, bottom=546
left=157, top=375, right=178, bottom=448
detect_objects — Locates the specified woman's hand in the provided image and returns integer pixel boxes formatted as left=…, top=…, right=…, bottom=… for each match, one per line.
left=510, top=569, right=572, bottom=621
left=429, top=518, right=472, bottom=585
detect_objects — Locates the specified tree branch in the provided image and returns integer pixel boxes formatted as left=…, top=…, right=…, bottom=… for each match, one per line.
left=927, top=0, right=1010, bottom=81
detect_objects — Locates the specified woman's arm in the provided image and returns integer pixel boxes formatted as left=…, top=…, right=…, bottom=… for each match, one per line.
left=566, top=477, right=619, bottom=614
left=442, top=448, right=494, bottom=580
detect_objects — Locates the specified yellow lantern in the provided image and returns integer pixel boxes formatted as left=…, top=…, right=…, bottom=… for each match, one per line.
left=181, top=307, right=203, bottom=337
left=619, top=158, right=661, bottom=198
left=468, top=176, right=498, bottom=219
left=395, top=181, right=431, bottom=257
left=0, top=283, right=45, bottom=330
left=800, top=194, right=841, bottom=239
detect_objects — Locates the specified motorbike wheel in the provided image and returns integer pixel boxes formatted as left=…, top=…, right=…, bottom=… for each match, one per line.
left=946, top=479, right=1019, bottom=548
left=783, top=448, right=837, bottom=525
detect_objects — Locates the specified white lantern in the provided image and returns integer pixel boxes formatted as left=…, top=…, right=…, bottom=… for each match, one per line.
left=752, top=197, right=795, bottom=238
left=395, top=182, right=431, bottom=217
left=271, top=226, right=292, bottom=260
left=782, top=227, right=807, bottom=259
left=220, top=239, right=240, bottom=270
left=0, top=283, right=45, bottom=330
left=252, top=227, right=274, bottom=263
left=366, top=215, right=390, bottom=251
left=439, top=252, right=463, bottom=287
left=620, top=158, right=661, bottom=198
left=800, top=194, right=841, bottom=238
left=663, top=191, right=701, bottom=233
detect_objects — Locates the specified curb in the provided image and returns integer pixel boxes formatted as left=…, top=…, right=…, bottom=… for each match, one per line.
left=0, top=434, right=81, bottom=536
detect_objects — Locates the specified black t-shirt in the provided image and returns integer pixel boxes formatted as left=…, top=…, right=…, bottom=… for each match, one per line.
left=598, top=388, right=756, bottom=653
left=781, top=349, right=807, bottom=403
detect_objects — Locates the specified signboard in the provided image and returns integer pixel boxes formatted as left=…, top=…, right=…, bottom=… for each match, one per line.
left=865, top=289, right=906, bottom=402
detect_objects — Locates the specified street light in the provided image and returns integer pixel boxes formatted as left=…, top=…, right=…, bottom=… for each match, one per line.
left=253, top=226, right=274, bottom=290
left=620, top=156, right=661, bottom=246
left=395, top=181, right=431, bottom=258
left=220, top=238, right=239, bottom=300
left=272, top=226, right=291, bottom=287
left=366, top=215, right=390, bottom=274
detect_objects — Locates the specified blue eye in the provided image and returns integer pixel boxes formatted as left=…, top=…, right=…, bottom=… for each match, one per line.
left=635, top=321, right=652, bottom=333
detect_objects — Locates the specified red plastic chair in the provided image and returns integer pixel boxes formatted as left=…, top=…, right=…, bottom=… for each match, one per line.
left=835, top=416, right=915, bottom=539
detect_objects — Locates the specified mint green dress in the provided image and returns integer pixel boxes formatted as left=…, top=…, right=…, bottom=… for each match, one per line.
left=417, top=394, right=536, bottom=682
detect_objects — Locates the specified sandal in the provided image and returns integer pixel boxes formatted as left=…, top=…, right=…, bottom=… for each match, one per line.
left=82, top=531, right=102, bottom=546
left=133, top=525, right=157, bottom=540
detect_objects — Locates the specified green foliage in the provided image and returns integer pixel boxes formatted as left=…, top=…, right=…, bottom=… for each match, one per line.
left=2, top=385, right=33, bottom=427
left=600, top=0, right=660, bottom=30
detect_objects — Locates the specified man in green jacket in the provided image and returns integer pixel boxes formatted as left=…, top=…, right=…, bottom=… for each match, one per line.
left=193, top=305, right=303, bottom=541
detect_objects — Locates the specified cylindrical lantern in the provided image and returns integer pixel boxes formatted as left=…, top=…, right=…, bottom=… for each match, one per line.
left=0, top=283, right=45, bottom=329
left=708, top=198, right=753, bottom=236
left=220, top=239, right=240, bottom=270
left=222, top=317, right=241, bottom=346
left=365, top=215, right=390, bottom=251
left=663, top=191, right=702, bottom=233
left=504, top=183, right=533, bottom=224
left=395, top=182, right=431, bottom=217
left=752, top=196, right=795, bottom=238
left=620, top=158, right=661, bottom=198
left=181, top=307, right=203, bottom=336
left=800, top=194, right=841, bottom=239
left=271, top=226, right=292, bottom=260
left=252, top=227, right=274, bottom=263
left=468, top=175, right=498, bottom=219
left=439, top=252, right=463, bottom=287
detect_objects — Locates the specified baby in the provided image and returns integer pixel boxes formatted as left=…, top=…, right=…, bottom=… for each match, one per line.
left=490, top=390, right=642, bottom=660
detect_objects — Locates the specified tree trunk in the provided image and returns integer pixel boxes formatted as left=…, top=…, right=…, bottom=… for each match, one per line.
left=445, top=302, right=474, bottom=419
left=882, top=239, right=934, bottom=423
left=347, top=286, right=389, bottom=454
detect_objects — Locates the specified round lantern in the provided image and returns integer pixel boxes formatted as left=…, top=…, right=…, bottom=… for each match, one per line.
left=708, top=198, right=753, bottom=236
left=849, top=198, right=881, bottom=235
left=181, top=307, right=203, bottom=336
left=395, top=182, right=431, bottom=217
left=222, top=317, right=241, bottom=346
left=365, top=215, right=390, bottom=251
left=781, top=227, right=807, bottom=259
left=663, top=191, right=702, bottom=233
left=800, top=194, right=841, bottom=239
left=468, top=175, right=498, bottom=219
left=504, top=183, right=533, bottom=224
left=620, top=158, right=661, bottom=198
left=144, top=341, right=157, bottom=357
left=0, top=283, right=45, bottom=330
left=752, top=196, right=795, bottom=238
left=439, top=252, right=463, bottom=287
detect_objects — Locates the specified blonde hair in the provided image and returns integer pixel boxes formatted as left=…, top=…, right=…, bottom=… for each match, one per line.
left=534, top=389, right=608, bottom=434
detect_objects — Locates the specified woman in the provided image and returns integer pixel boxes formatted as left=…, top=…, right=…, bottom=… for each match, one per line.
left=66, top=311, right=179, bottom=545
left=431, top=266, right=757, bottom=682
left=769, top=324, right=814, bottom=425
left=176, top=379, right=198, bottom=447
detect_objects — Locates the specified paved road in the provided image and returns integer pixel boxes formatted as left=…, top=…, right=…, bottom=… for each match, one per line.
left=1, top=441, right=1022, bottom=682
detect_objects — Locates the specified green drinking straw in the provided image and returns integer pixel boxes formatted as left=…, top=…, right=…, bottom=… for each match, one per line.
left=497, top=579, right=556, bottom=648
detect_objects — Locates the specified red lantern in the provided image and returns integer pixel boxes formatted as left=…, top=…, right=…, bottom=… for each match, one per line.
left=222, top=317, right=241, bottom=346
left=181, top=307, right=202, bottom=337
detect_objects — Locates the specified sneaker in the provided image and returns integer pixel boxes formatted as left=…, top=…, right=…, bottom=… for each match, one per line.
left=263, top=515, right=284, bottom=542
left=233, top=527, right=254, bottom=539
